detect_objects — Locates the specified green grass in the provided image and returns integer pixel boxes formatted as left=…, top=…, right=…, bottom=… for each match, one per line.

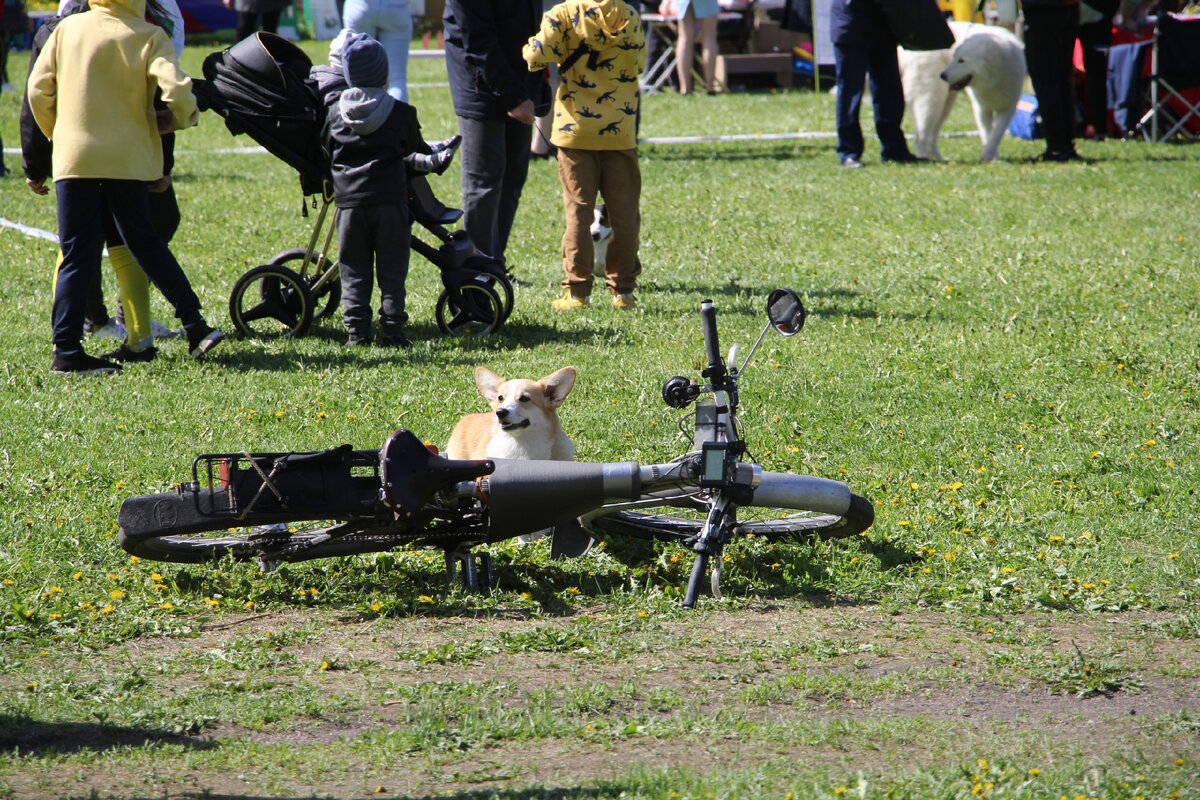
left=2, top=40, right=1200, bottom=800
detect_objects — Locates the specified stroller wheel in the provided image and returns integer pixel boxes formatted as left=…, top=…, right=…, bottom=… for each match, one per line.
left=435, top=281, right=504, bottom=337
left=229, top=264, right=315, bottom=339
left=269, top=248, right=342, bottom=321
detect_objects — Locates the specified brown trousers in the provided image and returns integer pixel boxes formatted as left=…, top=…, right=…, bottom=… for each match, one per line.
left=557, top=147, right=641, bottom=295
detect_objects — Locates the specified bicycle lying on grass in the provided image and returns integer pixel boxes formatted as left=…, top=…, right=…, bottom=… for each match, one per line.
left=118, top=289, right=874, bottom=606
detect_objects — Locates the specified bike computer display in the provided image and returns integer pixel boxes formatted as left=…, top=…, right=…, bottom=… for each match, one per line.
left=699, top=441, right=733, bottom=488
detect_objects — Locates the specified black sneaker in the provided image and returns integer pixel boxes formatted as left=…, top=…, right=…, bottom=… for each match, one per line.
left=51, top=351, right=121, bottom=375
left=186, top=323, right=225, bottom=359
left=101, top=343, right=157, bottom=363
left=345, top=334, right=372, bottom=348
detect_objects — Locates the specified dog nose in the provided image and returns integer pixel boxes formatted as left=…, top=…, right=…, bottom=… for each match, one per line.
left=592, top=232, right=601, bottom=241
left=496, top=408, right=509, bottom=420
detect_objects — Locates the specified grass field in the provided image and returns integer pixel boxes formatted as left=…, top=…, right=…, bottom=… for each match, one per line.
left=1, top=41, right=1199, bottom=800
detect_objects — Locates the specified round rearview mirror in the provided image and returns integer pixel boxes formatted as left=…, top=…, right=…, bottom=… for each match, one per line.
left=766, top=289, right=805, bottom=336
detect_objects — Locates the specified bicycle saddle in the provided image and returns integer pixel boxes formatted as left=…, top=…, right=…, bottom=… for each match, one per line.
left=380, top=429, right=493, bottom=512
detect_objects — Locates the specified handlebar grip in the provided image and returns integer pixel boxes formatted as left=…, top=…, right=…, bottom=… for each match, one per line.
left=699, top=300, right=721, bottom=372
left=682, top=551, right=709, bottom=609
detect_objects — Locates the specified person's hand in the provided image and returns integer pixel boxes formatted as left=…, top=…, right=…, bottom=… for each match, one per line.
left=156, top=108, right=175, bottom=134
left=222, top=0, right=232, bottom=7
left=508, top=99, right=536, bottom=125
left=27, top=178, right=49, bottom=196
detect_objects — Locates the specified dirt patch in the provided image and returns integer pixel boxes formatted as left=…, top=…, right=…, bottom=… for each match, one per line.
left=3, top=605, right=1198, bottom=799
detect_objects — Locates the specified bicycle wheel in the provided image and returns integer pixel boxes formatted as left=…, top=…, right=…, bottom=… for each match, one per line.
left=586, top=472, right=875, bottom=543
left=435, top=280, right=504, bottom=337
left=229, top=264, right=315, bottom=339
left=119, top=519, right=413, bottom=567
left=269, top=248, right=342, bottom=321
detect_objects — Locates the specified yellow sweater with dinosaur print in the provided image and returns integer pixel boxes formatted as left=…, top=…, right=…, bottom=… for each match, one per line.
left=523, top=0, right=645, bottom=150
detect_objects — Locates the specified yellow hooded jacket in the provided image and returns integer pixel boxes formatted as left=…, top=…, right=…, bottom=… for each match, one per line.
left=523, top=0, right=644, bottom=150
left=27, top=0, right=198, bottom=182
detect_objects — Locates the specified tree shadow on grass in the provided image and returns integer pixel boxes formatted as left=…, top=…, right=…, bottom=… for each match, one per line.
left=0, top=714, right=217, bottom=756
left=106, top=789, right=615, bottom=800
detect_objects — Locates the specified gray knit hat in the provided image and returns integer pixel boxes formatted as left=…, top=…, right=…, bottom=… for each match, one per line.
left=343, top=34, right=388, bottom=89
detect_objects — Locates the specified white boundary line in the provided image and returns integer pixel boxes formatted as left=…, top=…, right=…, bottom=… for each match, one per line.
left=0, top=217, right=59, bottom=243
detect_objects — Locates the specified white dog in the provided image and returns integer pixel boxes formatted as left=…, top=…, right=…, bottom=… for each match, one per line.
left=899, top=22, right=1026, bottom=162
left=446, top=366, right=576, bottom=462
left=589, top=204, right=612, bottom=278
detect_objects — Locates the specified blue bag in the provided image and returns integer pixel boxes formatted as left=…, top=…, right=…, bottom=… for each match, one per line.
left=1008, top=94, right=1042, bottom=140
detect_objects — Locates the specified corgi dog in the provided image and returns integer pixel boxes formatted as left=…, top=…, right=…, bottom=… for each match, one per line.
left=446, top=366, right=577, bottom=462
left=590, top=204, right=612, bottom=277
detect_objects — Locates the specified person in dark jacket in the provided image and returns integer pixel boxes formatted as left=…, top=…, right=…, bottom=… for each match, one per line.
left=1023, top=0, right=1083, bottom=160
left=443, top=0, right=544, bottom=277
left=830, top=0, right=919, bottom=167
left=322, top=34, right=455, bottom=348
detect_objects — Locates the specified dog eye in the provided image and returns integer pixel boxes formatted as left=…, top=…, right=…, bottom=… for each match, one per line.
left=519, top=395, right=530, bottom=403
left=496, top=395, right=504, bottom=402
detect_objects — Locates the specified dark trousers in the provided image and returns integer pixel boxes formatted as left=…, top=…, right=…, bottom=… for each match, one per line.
left=235, top=10, right=282, bottom=43
left=834, top=42, right=910, bottom=161
left=1024, top=3, right=1081, bottom=154
left=54, top=179, right=202, bottom=357
left=1078, top=13, right=1114, bottom=133
left=456, top=115, right=532, bottom=266
left=86, top=182, right=182, bottom=327
left=335, top=203, right=411, bottom=338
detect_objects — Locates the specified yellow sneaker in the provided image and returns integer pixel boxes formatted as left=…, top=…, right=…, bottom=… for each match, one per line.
left=612, top=292, right=637, bottom=310
left=552, top=291, right=590, bottom=311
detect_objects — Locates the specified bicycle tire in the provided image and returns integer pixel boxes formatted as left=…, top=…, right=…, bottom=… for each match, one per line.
left=586, top=472, right=874, bottom=543
left=435, top=281, right=504, bottom=337
left=269, top=248, right=341, bottom=321
left=229, top=264, right=315, bottom=338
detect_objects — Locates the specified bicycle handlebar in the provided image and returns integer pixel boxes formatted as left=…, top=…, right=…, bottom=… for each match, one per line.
left=699, top=300, right=723, bottom=378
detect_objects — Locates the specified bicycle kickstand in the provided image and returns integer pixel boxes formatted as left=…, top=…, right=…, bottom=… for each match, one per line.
left=444, top=547, right=494, bottom=592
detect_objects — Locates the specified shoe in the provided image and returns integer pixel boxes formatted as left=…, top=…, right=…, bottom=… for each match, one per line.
left=429, top=134, right=462, bottom=155
left=552, top=291, right=590, bottom=311
left=101, top=343, right=157, bottom=363
left=839, top=155, right=863, bottom=169
left=345, top=334, right=372, bottom=348
left=612, top=292, right=637, bottom=310
left=378, top=332, right=414, bottom=349
left=150, top=320, right=184, bottom=338
left=51, top=350, right=121, bottom=375
left=882, top=153, right=927, bottom=164
left=1039, top=149, right=1082, bottom=162
left=0, top=81, right=14, bottom=94
left=185, top=323, right=225, bottom=358
left=508, top=273, right=533, bottom=288
left=88, top=319, right=127, bottom=340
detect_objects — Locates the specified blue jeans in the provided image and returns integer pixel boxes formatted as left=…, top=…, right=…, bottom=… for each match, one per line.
left=53, top=179, right=203, bottom=356
left=341, top=0, right=412, bottom=102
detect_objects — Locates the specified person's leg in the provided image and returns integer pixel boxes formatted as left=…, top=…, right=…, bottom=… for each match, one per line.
left=235, top=11, right=257, bottom=41
left=597, top=148, right=641, bottom=297
left=867, top=44, right=912, bottom=160
left=377, top=0, right=412, bottom=103
left=373, top=203, right=411, bottom=338
left=457, top=115, right=507, bottom=262
left=335, top=206, right=375, bottom=342
left=1078, top=19, right=1111, bottom=136
left=103, top=179, right=204, bottom=329
left=1024, top=4, right=1080, bottom=156
left=496, top=116, right=533, bottom=261
left=556, top=147, right=599, bottom=298
left=260, top=9, right=282, bottom=33
left=699, top=14, right=718, bottom=93
left=834, top=43, right=867, bottom=162
left=675, top=6, right=696, bottom=95
left=108, top=246, right=153, bottom=348
left=52, top=180, right=106, bottom=358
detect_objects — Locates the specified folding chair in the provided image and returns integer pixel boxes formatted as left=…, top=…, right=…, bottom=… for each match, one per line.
left=1135, top=13, right=1200, bottom=142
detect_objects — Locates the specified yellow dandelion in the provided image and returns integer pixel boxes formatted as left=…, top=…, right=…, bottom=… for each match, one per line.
left=49, top=613, right=62, bottom=620
left=1168, top=553, right=1179, bottom=559
left=320, top=660, right=331, bottom=671
left=637, top=610, right=648, bottom=618
left=1028, top=768, right=1041, bottom=776
left=521, top=592, right=533, bottom=600
left=370, top=602, right=383, bottom=611
left=1174, top=758, right=1184, bottom=766
left=110, top=590, right=126, bottom=600
left=161, top=602, right=175, bottom=610
left=100, top=604, right=114, bottom=614
left=26, top=683, right=37, bottom=690
left=419, top=595, right=433, bottom=603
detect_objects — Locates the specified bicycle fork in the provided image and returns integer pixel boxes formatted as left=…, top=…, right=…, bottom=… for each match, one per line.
left=682, top=494, right=735, bottom=609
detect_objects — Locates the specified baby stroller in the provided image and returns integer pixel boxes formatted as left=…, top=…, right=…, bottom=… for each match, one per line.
left=193, top=32, right=514, bottom=338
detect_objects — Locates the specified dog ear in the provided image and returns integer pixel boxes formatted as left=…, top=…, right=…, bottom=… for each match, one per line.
left=475, top=367, right=505, bottom=403
left=539, top=366, right=576, bottom=409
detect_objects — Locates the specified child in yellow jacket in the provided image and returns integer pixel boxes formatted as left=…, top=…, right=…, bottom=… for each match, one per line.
left=523, top=0, right=645, bottom=310
left=27, top=0, right=223, bottom=373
